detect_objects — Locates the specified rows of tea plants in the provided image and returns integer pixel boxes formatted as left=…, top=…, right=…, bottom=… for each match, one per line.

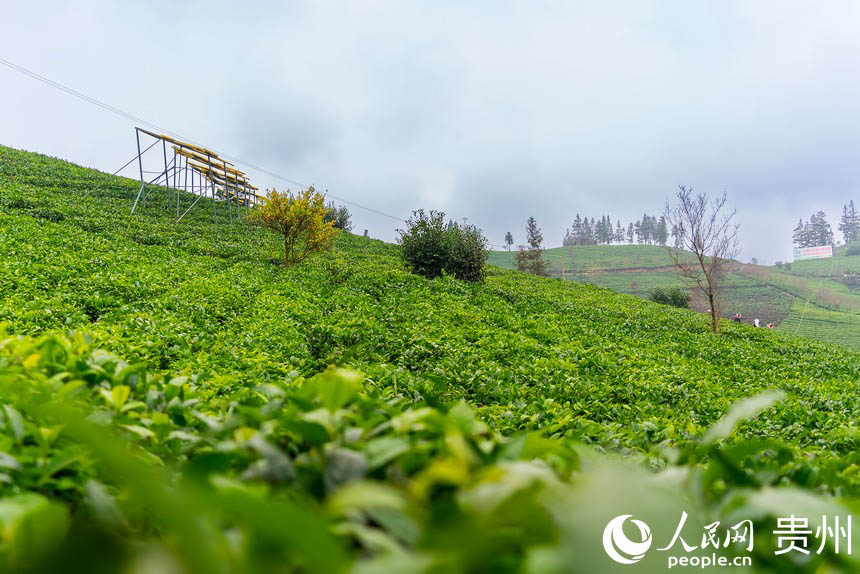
left=490, top=244, right=860, bottom=350
left=2, top=145, right=860, bottom=571
left=780, top=301, right=860, bottom=352
left=3, top=330, right=858, bottom=572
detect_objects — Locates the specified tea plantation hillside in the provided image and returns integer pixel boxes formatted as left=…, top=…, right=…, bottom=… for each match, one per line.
left=2, top=145, right=860, bottom=572
left=490, top=245, right=860, bottom=351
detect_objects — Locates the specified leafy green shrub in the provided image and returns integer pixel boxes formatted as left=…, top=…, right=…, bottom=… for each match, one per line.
left=447, top=222, right=488, bottom=282
left=397, top=210, right=488, bottom=282
left=2, top=333, right=859, bottom=572
left=845, top=243, right=860, bottom=256
left=324, top=201, right=353, bottom=231
left=649, top=286, right=690, bottom=308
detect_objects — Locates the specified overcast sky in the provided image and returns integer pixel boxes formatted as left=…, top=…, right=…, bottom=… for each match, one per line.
left=3, top=1, right=859, bottom=262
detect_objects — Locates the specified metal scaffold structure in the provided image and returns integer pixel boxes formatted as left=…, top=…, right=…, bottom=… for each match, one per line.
left=129, top=127, right=262, bottom=223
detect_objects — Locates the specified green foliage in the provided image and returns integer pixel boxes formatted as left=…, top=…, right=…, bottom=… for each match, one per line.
left=649, top=286, right=691, bottom=308
left=490, top=244, right=860, bottom=350
left=3, top=333, right=860, bottom=572
left=245, top=187, right=337, bottom=266
left=515, top=216, right=548, bottom=276
left=397, top=210, right=489, bottom=283
left=845, top=243, right=860, bottom=256
left=324, top=201, right=353, bottom=231
left=4, top=146, right=860, bottom=571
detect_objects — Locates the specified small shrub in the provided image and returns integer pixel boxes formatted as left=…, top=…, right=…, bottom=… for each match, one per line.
left=246, top=187, right=337, bottom=266
left=846, top=243, right=860, bottom=256
left=398, top=210, right=448, bottom=279
left=650, top=286, right=691, bottom=308
left=515, top=217, right=548, bottom=277
left=447, top=222, right=489, bottom=283
left=324, top=202, right=353, bottom=231
left=397, top=210, right=488, bottom=282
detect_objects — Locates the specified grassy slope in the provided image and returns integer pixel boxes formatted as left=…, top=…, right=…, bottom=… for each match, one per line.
left=490, top=245, right=860, bottom=350
left=1, top=143, right=859, bottom=454
left=788, top=245, right=860, bottom=277
left=5, top=146, right=860, bottom=569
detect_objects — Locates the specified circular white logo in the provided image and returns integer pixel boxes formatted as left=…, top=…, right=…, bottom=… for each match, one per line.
left=603, top=515, right=652, bottom=564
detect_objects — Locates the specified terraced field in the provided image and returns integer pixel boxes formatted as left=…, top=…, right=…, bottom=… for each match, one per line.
left=788, top=247, right=860, bottom=278
left=491, top=245, right=860, bottom=350
left=779, top=300, right=860, bottom=350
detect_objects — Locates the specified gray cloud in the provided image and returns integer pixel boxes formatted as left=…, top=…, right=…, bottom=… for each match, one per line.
left=2, top=0, right=859, bottom=261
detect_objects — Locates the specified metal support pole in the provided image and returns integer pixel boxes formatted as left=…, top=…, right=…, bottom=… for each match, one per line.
left=131, top=127, right=146, bottom=214
left=162, top=139, right=170, bottom=206
left=208, top=156, right=216, bottom=224
left=172, top=148, right=178, bottom=212
left=224, top=163, right=232, bottom=225
left=181, top=156, right=188, bottom=218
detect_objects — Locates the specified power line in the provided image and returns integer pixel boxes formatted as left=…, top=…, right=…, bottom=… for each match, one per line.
left=0, top=57, right=406, bottom=223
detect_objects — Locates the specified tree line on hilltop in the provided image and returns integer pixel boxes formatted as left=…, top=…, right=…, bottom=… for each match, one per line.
left=793, top=200, right=858, bottom=248
left=502, top=212, right=683, bottom=250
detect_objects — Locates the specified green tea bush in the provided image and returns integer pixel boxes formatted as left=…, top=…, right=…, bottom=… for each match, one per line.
left=4, top=145, right=860, bottom=571
left=2, top=332, right=858, bottom=573
left=397, top=210, right=488, bottom=282
left=649, top=285, right=691, bottom=308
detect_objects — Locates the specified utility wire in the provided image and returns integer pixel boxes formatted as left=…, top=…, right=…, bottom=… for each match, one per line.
left=0, top=56, right=406, bottom=223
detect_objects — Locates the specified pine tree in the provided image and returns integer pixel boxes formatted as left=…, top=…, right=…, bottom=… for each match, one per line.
left=812, top=211, right=834, bottom=246
left=839, top=201, right=859, bottom=244
left=851, top=201, right=860, bottom=241
left=627, top=222, right=634, bottom=244
left=516, top=217, right=549, bottom=276
left=584, top=218, right=595, bottom=245
left=639, top=214, right=654, bottom=245
left=601, top=215, right=612, bottom=244
left=839, top=205, right=850, bottom=243
left=615, top=220, right=623, bottom=244
left=671, top=222, right=685, bottom=249
left=792, top=219, right=806, bottom=248
left=572, top=214, right=583, bottom=245
left=504, top=231, right=514, bottom=251
left=656, top=215, right=669, bottom=246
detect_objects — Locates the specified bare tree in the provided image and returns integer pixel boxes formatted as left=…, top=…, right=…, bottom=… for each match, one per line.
left=665, top=186, right=739, bottom=333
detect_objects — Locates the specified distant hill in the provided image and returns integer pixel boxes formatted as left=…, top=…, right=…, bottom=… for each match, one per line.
left=490, top=244, right=860, bottom=351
